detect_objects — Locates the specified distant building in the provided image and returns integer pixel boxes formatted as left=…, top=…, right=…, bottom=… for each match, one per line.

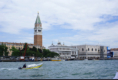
left=48, top=42, right=77, bottom=59
left=48, top=42, right=107, bottom=59
left=0, top=13, right=45, bottom=56
left=74, top=45, right=107, bottom=60
left=0, top=42, right=34, bottom=56
left=107, top=47, right=113, bottom=58
left=111, top=48, right=118, bottom=58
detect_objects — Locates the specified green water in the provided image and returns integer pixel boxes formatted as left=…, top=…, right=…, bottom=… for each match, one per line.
left=0, top=60, right=117, bottom=79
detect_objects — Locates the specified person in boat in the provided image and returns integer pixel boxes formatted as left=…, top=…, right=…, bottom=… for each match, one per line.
left=23, top=63, right=26, bottom=68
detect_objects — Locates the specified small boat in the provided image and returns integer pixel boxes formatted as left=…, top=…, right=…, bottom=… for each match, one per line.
left=84, top=59, right=88, bottom=61
left=61, top=59, right=65, bottom=61
left=51, top=58, right=61, bottom=61
left=18, top=63, right=43, bottom=69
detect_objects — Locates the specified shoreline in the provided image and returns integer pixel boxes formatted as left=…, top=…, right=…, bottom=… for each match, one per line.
left=0, top=58, right=118, bottom=62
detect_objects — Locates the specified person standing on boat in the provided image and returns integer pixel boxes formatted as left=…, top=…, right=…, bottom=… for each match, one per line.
left=23, top=63, right=26, bottom=68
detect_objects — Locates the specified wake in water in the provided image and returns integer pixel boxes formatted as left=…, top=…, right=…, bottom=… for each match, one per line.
left=0, top=68, right=18, bottom=71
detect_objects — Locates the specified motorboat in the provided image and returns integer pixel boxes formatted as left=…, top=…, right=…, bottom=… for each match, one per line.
left=18, top=63, right=43, bottom=69
left=51, top=57, right=61, bottom=61
left=51, top=58, right=61, bottom=61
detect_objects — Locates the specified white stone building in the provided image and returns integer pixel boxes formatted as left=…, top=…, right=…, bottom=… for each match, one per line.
left=48, top=42, right=107, bottom=60
left=48, top=42, right=77, bottom=59
left=74, top=45, right=107, bottom=59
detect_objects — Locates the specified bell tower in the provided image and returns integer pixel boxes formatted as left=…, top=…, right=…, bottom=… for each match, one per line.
left=34, top=12, right=42, bottom=47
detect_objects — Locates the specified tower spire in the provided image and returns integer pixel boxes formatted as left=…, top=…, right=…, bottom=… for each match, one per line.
left=35, top=12, right=41, bottom=24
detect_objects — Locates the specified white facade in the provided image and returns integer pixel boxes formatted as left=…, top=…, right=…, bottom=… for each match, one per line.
left=112, top=51, right=118, bottom=58
left=48, top=42, right=107, bottom=59
left=48, top=42, right=77, bottom=59
left=74, top=45, right=107, bottom=59
left=111, top=48, right=118, bottom=58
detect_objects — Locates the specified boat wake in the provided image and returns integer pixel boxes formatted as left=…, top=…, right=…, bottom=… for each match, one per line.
left=0, top=68, right=18, bottom=71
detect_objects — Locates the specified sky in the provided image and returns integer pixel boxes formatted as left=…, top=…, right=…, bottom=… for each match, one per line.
left=0, top=0, right=118, bottom=49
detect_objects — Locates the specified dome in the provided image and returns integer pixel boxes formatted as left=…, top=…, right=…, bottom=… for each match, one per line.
left=57, top=41, right=61, bottom=45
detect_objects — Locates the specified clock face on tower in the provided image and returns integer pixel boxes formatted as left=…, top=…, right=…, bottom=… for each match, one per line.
left=34, top=13, right=42, bottom=47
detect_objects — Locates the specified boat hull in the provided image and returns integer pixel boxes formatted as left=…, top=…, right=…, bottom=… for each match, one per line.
left=51, top=60, right=61, bottom=61
left=19, top=63, right=43, bottom=70
left=25, top=64, right=43, bottom=69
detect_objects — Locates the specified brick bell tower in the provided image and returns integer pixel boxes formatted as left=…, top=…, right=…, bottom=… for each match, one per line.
left=34, top=12, right=42, bottom=47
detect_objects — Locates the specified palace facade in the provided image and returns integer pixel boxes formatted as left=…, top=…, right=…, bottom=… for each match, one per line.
left=48, top=42, right=107, bottom=59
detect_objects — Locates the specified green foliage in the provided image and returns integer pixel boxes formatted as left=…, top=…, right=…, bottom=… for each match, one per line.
left=10, top=46, right=20, bottom=56
left=9, top=43, right=59, bottom=58
left=36, top=49, right=43, bottom=57
left=23, top=43, right=29, bottom=50
left=0, top=43, right=9, bottom=56
left=42, top=49, right=59, bottom=58
left=0, top=45, right=4, bottom=56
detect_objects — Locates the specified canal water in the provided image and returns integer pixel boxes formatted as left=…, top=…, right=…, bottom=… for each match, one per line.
left=0, top=60, right=118, bottom=79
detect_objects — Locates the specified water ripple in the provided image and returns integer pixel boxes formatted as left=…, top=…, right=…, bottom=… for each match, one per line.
left=0, top=60, right=118, bottom=79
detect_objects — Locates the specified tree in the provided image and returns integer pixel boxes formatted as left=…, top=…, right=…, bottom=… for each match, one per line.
left=0, top=43, right=9, bottom=56
left=37, top=49, right=43, bottom=57
left=42, top=49, right=59, bottom=58
left=10, top=46, right=20, bottom=56
left=0, top=45, right=4, bottom=56
left=9, top=43, right=59, bottom=58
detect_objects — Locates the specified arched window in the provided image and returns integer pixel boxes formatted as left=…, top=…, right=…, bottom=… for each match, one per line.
left=82, top=48, right=84, bottom=51
left=95, top=49, right=97, bottom=51
left=88, top=48, right=89, bottom=51
left=92, top=48, right=93, bottom=51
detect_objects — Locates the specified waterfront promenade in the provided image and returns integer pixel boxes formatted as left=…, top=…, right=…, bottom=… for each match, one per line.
left=0, top=56, right=118, bottom=62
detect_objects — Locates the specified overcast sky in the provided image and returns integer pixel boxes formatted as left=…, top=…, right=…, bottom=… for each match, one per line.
left=0, top=0, right=118, bottom=49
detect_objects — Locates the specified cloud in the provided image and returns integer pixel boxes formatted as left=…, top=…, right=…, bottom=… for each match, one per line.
left=0, top=0, right=118, bottom=48
left=0, top=0, right=117, bottom=33
left=56, top=21, right=118, bottom=48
